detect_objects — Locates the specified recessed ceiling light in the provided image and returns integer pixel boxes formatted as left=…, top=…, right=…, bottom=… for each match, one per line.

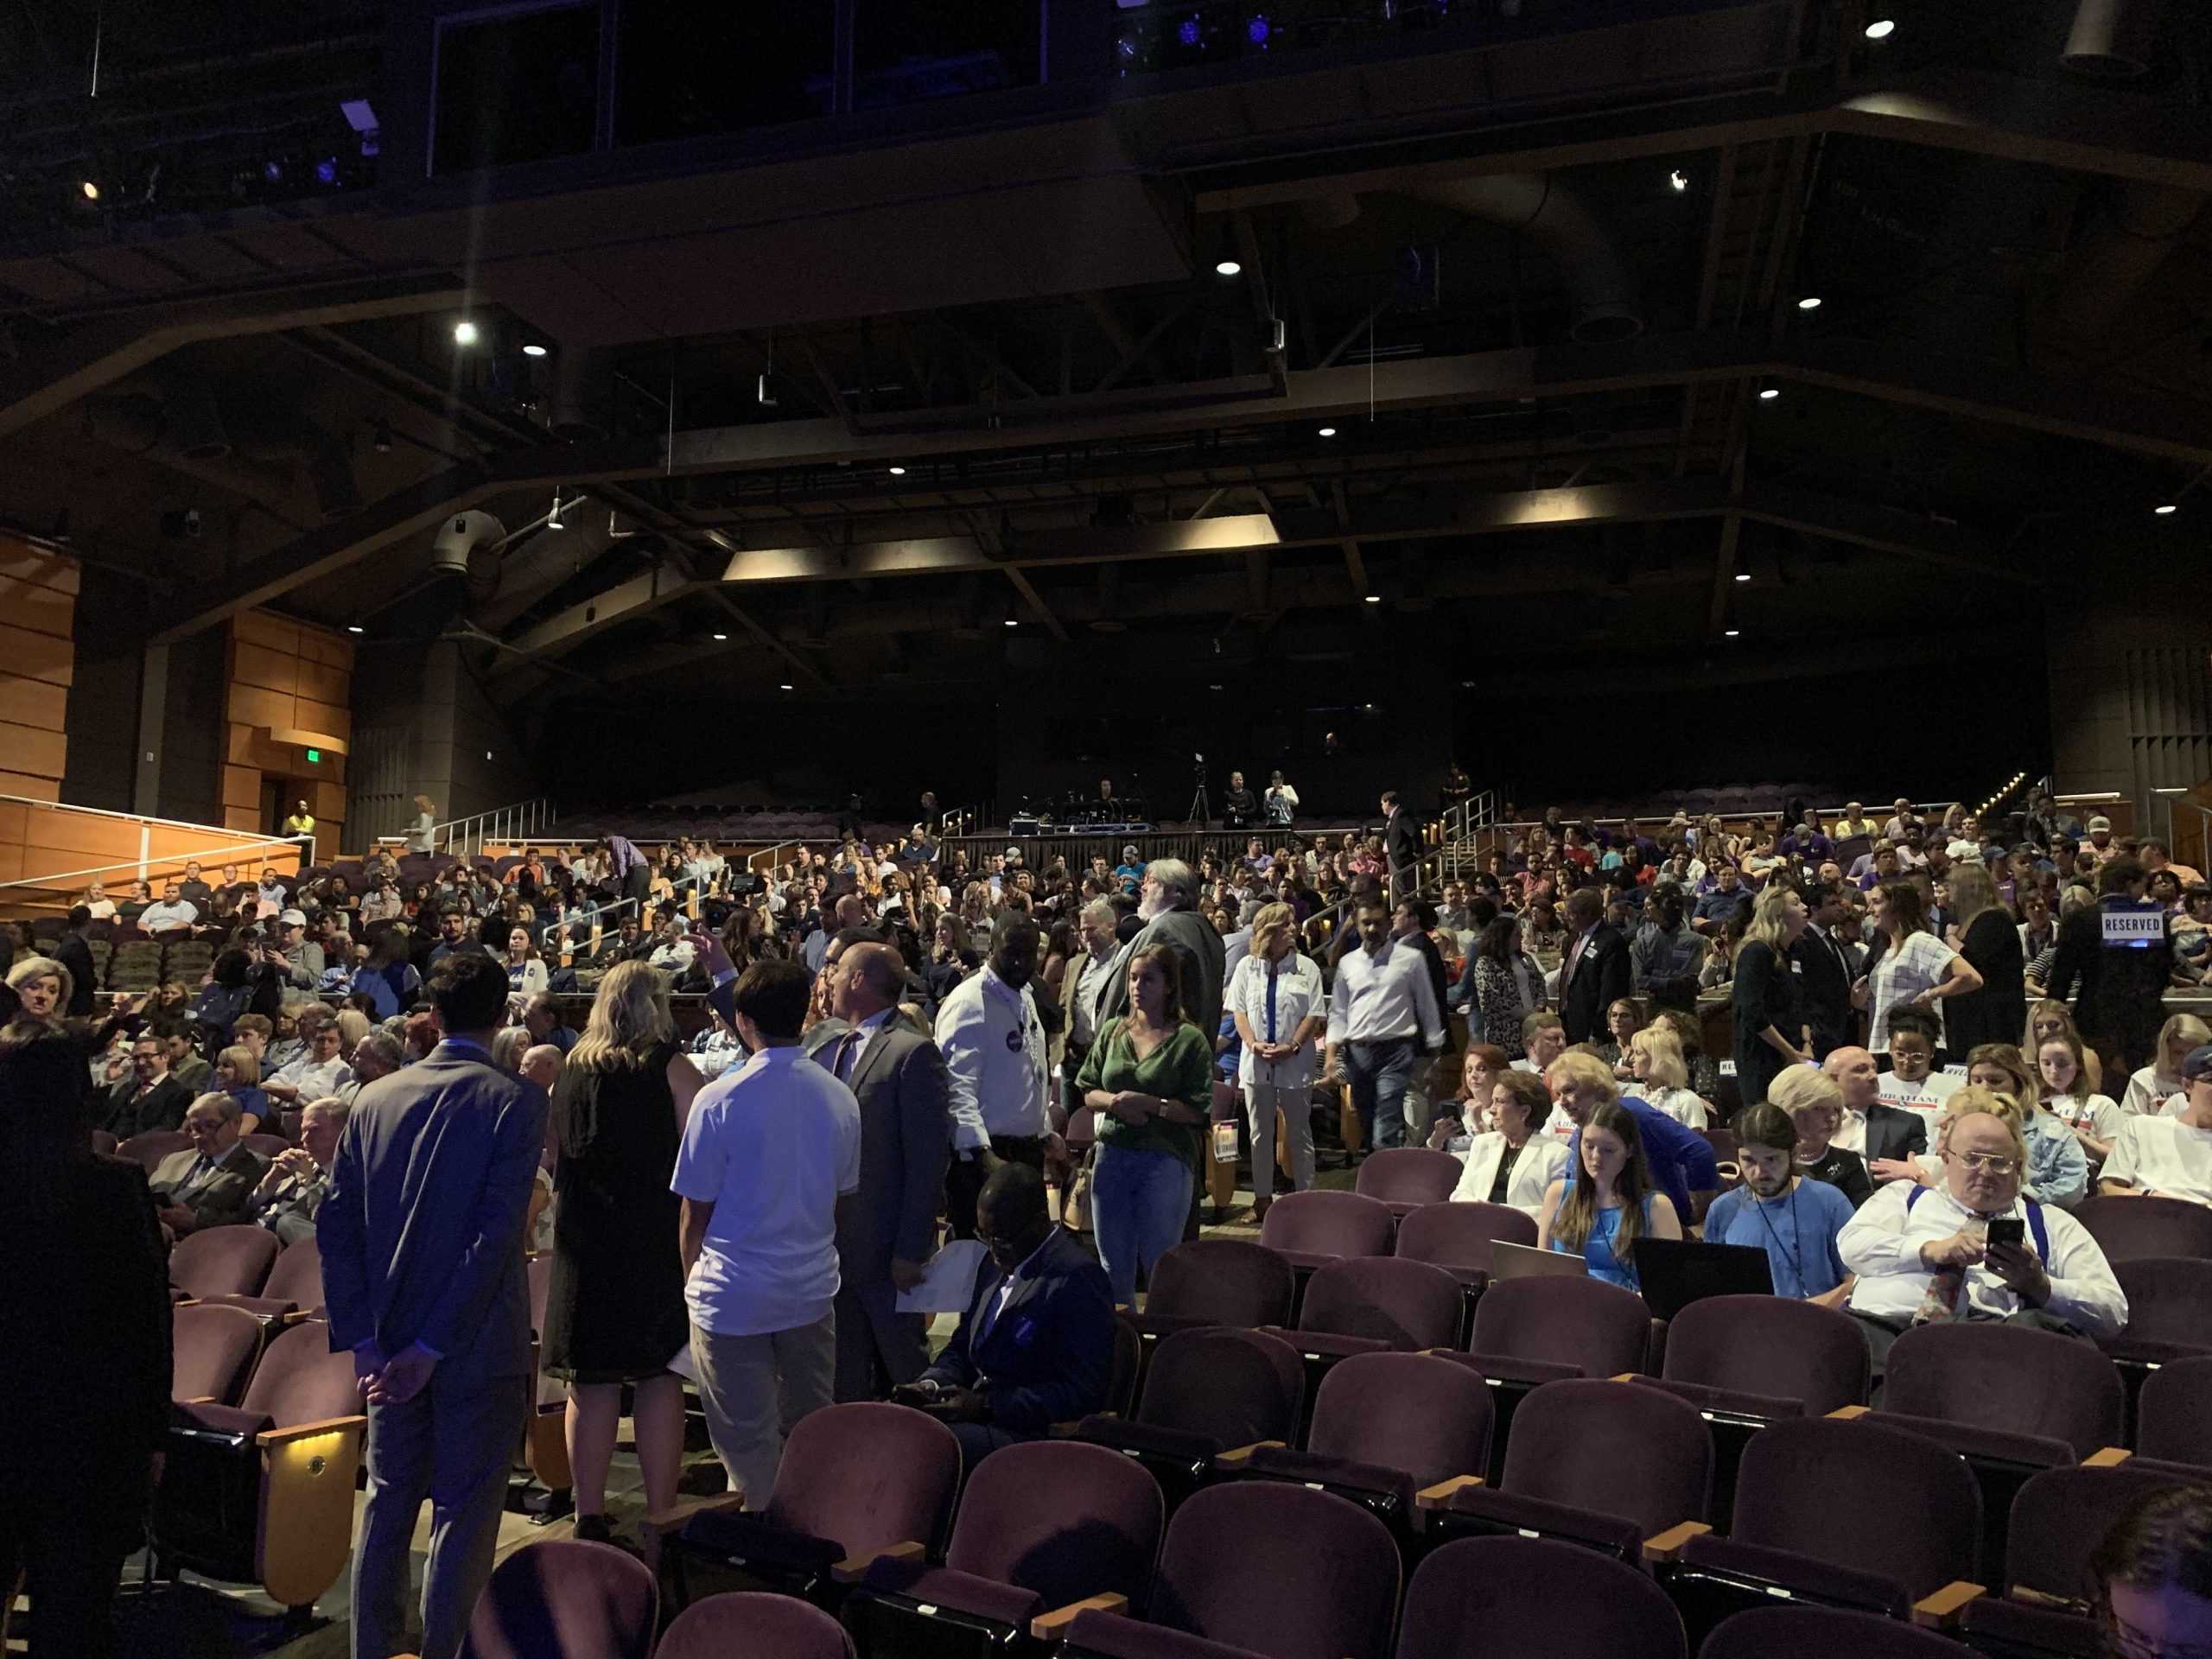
left=887, top=465, right=906, bottom=476
left=1209, top=683, right=1224, bottom=691
left=1758, top=387, right=1781, bottom=400
left=712, top=632, right=728, bottom=641
left=452, top=320, right=479, bottom=346
left=1003, top=618, right=1018, bottom=628
left=1734, top=570, right=1751, bottom=583
left=1669, top=169, right=1689, bottom=193
left=1215, top=258, right=1242, bottom=277
left=80, top=179, right=100, bottom=200
left=520, top=342, right=548, bottom=358
left=1363, top=594, right=1382, bottom=604
left=1724, top=627, right=1741, bottom=638
left=346, top=625, right=364, bottom=634
left=1317, top=426, right=1337, bottom=437
left=1796, top=296, right=1823, bottom=311
left=1864, top=17, right=1895, bottom=38
left=779, top=683, right=794, bottom=691
left=2155, top=503, right=2179, bottom=515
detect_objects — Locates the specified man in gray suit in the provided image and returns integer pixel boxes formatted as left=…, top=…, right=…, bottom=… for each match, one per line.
left=1094, top=858, right=1227, bottom=1042
left=823, top=940, right=951, bottom=1401
left=321, top=952, right=549, bottom=1659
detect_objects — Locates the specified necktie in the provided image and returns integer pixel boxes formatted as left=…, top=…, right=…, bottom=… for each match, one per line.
left=833, top=1030, right=860, bottom=1084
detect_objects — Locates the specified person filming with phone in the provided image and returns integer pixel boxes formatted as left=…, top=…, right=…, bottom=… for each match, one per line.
left=1837, top=1103, right=2128, bottom=1381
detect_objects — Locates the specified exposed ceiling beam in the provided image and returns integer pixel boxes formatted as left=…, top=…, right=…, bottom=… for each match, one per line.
left=499, top=562, right=700, bottom=664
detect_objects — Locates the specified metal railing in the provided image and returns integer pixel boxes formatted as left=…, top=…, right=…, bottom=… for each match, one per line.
left=431, top=798, right=557, bottom=861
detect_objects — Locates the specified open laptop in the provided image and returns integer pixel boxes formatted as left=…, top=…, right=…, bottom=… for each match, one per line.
left=1632, top=1238, right=1774, bottom=1321
left=1486, top=1238, right=1591, bottom=1283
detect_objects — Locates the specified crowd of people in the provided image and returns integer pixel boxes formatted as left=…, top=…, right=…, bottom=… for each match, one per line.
left=0, top=781, right=2209, bottom=1656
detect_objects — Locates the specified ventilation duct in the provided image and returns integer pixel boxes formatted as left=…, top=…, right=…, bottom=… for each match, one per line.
left=2063, top=0, right=2161, bottom=77
left=430, top=511, right=508, bottom=579
left=548, top=346, right=609, bottom=442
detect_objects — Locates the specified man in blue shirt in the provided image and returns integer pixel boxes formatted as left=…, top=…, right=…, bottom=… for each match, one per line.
left=1691, top=863, right=1750, bottom=935
left=1700, top=1102, right=1854, bottom=1304
left=1548, top=1052, right=1718, bottom=1222
left=1113, top=845, right=1145, bottom=893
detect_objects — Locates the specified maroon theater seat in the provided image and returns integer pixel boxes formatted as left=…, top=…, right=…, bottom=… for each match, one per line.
left=1354, top=1147, right=1464, bottom=1215
left=171, top=1301, right=262, bottom=1405
left=2072, top=1195, right=2212, bottom=1262
left=2136, top=1356, right=2212, bottom=1469
left=458, top=1538, right=658, bottom=1659
left=115, top=1128, right=190, bottom=1169
left=169, top=1224, right=281, bottom=1301
left=1393, top=1200, right=1537, bottom=1280
left=1258, top=1190, right=1395, bottom=1271
left=1697, top=1605, right=1966, bottom=1659
left=1076, top=1327, right=1306, bottom=1516
left=1644, top=1294, right=1870, bottom=1419
left=1399, top=1535, right=1685, bottom=1659
left=658, top=1592, right=855, bottom=1659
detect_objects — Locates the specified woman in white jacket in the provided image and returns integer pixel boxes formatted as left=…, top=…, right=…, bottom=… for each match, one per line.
left=1450, top=1069, right=1569, bottom=1218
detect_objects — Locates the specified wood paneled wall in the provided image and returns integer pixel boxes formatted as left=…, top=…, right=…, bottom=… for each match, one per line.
left=0, top=537, right=76, bottom=801
left=224, top=611, right=354, bottom=855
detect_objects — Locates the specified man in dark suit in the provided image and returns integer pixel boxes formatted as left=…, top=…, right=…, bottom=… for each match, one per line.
left=1791, top=881, right=1861, bottom=1059
left=1382, top=791, right=1423, bottom=906
left=2047, top=856, right=2175, bottom=1076
left=1558, top=885, right=1632, bottom=1046
left=1094, top=859, right=1226, bottom=1044
left=55, top=904, right=99, bottom=1019
left=105, top=1033, right=193, bottom=1140
left=902, top=1162, right=1116, bottom=1466
left=823, top=940, right=952, bottom=1402
left=321, top=952, right=548, bottom=1659
left=149, top=1093, right=265, bottom=1236
left=1822, top=1046, right=1929, bottom=1175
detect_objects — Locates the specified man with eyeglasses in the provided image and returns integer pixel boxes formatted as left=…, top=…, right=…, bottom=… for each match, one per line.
left=2095, top=1485, right=2212, bottom=1659
left=1838, top=1106, right=2127, bottom=1379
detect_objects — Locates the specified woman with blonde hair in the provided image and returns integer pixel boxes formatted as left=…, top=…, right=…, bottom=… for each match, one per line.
left=1626, top=1026, right=1709, bottom=1128
left=1732, top=882, right=1810, bottom=1105
left=1966, top=1042, right=2088, bottom=1208
left=2026, top=998, right=2104, bottom=1096
left=1225, top=901, right=1325, bottom=1212
left=2034, top=1023, right=2125, bottom=1164
left=542, top=959, right=703, bottom=1546
left=2122, top=1013, right=2212, bottom=1117
left=1943, top=862, right=2025, bottom=1055
left=407, top=794, right=438, bottom=855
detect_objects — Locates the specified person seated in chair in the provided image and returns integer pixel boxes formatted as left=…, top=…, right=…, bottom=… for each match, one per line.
left=149, top=1094, right=267, bottom=1237
left=899, top=1162, right=1116, bottom=1466
left=104, top=1033, right=192, bottom=1140
left=1838, top=1103, right=2126, bottom=1377
left=248, top=1096, right=346, bottom=1245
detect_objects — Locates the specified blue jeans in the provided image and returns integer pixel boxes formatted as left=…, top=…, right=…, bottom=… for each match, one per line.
left=1092, top=1141, right=1196, bottom=1306
left=1344, top=1037, right=1417, bottom=1151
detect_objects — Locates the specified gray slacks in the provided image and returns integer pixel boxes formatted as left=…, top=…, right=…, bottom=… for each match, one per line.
left=833, top=1277, right=928, bottom=1402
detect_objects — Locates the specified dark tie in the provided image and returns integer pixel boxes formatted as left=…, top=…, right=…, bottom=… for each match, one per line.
left=832, top=1031, right=860, bottom=1084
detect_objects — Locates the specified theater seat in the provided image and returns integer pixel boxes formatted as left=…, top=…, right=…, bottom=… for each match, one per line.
left=206, top=1235, right=326, bottom=1325
left=1399, top=1535, right=1684, bottom=1659
left=1075, top=1327, right=1306, bottom=1516
left=456, top=1537, right=658, bottom=1659
left=169, top=1224, right=282, bottom=1302
left=659, top=1592, right=853, bottom=1659
left=171, top=1302, right=263, bottom=1405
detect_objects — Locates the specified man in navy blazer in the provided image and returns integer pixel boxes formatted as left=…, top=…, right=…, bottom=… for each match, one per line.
left=905, top=1163, right=1116, bottom=1465
left=321, top=952, right=548, bottom=1659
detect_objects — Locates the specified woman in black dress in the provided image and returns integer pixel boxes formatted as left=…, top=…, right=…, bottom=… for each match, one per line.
left=544, top=959, right=703, bottom=1543
left=1731, top=884, right=1812, bottom=1107
left=1940, top=863, right=2025, bottom=1058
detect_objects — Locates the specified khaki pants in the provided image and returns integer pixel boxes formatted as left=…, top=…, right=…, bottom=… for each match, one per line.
left=1244, top=1077, right=1315, bottom=1192
left=690, top=1313, right=836, bottom=1510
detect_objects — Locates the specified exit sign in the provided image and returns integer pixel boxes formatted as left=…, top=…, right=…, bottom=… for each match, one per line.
left=305, top=748, right=321, bottom=763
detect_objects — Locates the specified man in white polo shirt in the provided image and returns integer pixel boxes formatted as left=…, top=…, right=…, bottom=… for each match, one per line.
left=934, top=913, right=1051, bottom=1239
left=2100, top=1044, right=2212, bottom=1208
left=673, top=958, right=861, bottom=1506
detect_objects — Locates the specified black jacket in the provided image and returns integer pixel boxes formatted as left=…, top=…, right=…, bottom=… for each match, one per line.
left=1560, top=922, right=1633, bottom=1046
left=1860, top=1102, right=1929, bottom=1167
left=1789, top=928, right=1859, bottom=1058
left=55, top=931, right=99, bottom=1018
left=1384, top=809, right=1423, bottom=889
left=105, top=1074, right=193, bottom=1141
left=922, top=1227, right=1116, bottom=1432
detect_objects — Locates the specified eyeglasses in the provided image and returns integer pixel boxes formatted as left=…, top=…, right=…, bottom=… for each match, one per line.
left=1950, top=1151, right=2020, bottom=1176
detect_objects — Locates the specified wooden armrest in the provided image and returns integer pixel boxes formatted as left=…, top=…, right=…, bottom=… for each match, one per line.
left=1826, top=1404, right=1871, bottom=1421
left=257, top=1414, right=366, bottom=1447
left=1609, top=1372, right=1638, bottom=1382
left=1641, top=1522, right=1713, bottom=1563
left=1030, top=1592, right=1129, bottom=1640
left=1212, top=1440, right=1287, bottom=1468
left=1911, top=1581, right=1986, bottom=1630
left=831, top=1539, right=925, bottom=1585
left=1414, top=1475, right=1485, bottom=1511
left=643, top=1489, right=747, bottom=1534
left=2086, top=1446, right=2133, bottom=1468
left=180, top=1395, right=216, bottom=1406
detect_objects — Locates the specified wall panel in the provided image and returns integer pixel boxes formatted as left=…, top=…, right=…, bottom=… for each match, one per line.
left=222, top=611, right=354, bottom=855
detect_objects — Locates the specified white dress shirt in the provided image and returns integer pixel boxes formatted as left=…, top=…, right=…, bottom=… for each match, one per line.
left=1839, top=1179, right=2127, bottom=1338
left=1071, top=946, right=1117, bottom=1051
left=276, top=1056, right=353, bottom=1101
left=934, top=964, right=1048, bottom=1150
left=1227, top=950, right=1326, bottom=1090
left=823, top=1007, right=899, bottom=1085
left=1325, top=939, right=1445, bottom=1050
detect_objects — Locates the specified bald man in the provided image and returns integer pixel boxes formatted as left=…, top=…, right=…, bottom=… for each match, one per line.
left=1821, top=1046, right=1929, bottom=1179
left=519, top=1044, right=563, bottom=1095
left=823, top=940, right=952, bottom=1401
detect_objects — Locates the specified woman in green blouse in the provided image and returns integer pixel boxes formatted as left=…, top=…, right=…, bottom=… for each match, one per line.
left=1076, top=944, right=1214, bottom=1306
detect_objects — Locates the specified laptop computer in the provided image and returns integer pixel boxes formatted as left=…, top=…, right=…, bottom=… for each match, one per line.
left=1632, top=1238, right=1774, bottom=1321
left=1486, top=1239, right=1591, bottom=1283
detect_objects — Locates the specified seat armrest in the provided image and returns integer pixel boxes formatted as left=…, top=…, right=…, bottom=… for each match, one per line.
left=1031, top=1592, right=1129, bottom=1641
left=257, top=1414, right=366, bottom=1447
left=1826, top=1404, right=1871, bottom=1420
left=1414, top=1475, right=1484, bottom=1511
left=645, top=1490, right=746, bottom=1534
left=2086, top=1446, right=2133, bottom=1468
left=832, top=1539, right=925, bottom=1585
left=179, top=1395, right=216, bottom=1406
left=1912, top=1581, right=1986, bottom=1630
left=1641, top=1522, right=1713, bottom=1563
left=1213, top=1440, right=1287, bottom=1468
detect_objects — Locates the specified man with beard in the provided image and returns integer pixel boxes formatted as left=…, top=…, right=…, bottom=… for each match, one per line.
left=1697, top=1102, right=1856, bottom=1306
left=1091, top=859, right=1225, bottom=1044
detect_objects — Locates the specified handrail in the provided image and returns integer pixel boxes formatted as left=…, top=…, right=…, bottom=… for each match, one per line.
left=0, top=835, right=305, bottom=891
left=0, top=792, right=291, bottom=836
left=430, top=798, right=556, bottom=861
left=747, top=840, right=804, bottom=876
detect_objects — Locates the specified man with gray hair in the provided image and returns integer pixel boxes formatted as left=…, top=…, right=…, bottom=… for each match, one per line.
left=1094, top=858, right=1226, bottom=1057
left=341, top=1029, right=408, bottom=1103
left=251, top=1095, right=349, bottom=1244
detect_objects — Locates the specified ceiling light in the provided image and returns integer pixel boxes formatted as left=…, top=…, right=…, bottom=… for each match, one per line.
left=1363, top=593, right=1382, bottom=604
left=1669, top=169, right=1690, bottom=193
left=1003, top=618, right=1019, bottom=628
left=779, top=683, right=794, bottom=691
left=346, top=625, right=364, bottom=635
left=712, top=632, right=728, bottom=641
left=1864, top=17, right=1895, bottom=38
left=547, top=493, right=565, bottom=531
left=2155, top=503, right=2179, bottom=515
left=1734, top=569, right=1751, bottom=583
left=1215, top=258, right=1242, bottom=277
left=1210, top=683, right=1224, bottom=691
left=887, top=465, right=906, bottom=477
left=1796, top=296, right=1823, bottom=311
left=1758, top=386, right=1781, bottom=400
left=1317, top=425, right=1337, bottom=437
left=520, top=342, right=548, bottom=358
left=80, top=179, right=100, bottom=200
left=452, top=320, right=479, bottom=346
left=1724, top=626, right=1741, bottom=638
left=372, top=420, right=392, bottom=454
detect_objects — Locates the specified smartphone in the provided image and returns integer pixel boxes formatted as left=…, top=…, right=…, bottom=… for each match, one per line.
left=1985, top=1217, right=2025, bottom=1249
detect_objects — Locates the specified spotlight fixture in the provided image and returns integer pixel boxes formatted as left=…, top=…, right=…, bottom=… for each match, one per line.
left=756, top=372, right=777, bottom=407
left=1669, top=169, right=1690, bottom=193
left=372, top=420, right=392, bottom=454
left=520, top=342, right=548, bottom=359
left=1317, top=426, right=1338, bottom=437
left=547, top=493, right=566, bottom=531
left=452, top=320, right=480, bottom=346
left=1363, top=593, right=1382, bottom=604
left=1733, top=551, right=1752, bottom=583
left=887, top=465, right=906, bottom=476
left=1796, top=296, right=1823, bottom=311
left=80, top=179, right=100, bottom=200
left=712, top=632, right=728, bottom=641
left=346, top=625, right=365, bottom=635
left=1214, top=257, right=1242, bottom=277
left=1758, top=386, right=1781, bottom=401
left=1864, top=17, right=1895, bottom=38
left=2155, top=503, right=2179, bottom=515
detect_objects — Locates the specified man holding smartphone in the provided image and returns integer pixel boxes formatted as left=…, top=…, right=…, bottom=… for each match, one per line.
left=1837, top=1106, right=2128, bottom=1378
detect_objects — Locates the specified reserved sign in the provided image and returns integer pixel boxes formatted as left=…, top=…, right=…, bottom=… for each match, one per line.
left=2102, top=902, right=2167, bottom=948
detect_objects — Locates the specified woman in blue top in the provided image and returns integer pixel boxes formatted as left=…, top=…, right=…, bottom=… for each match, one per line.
left=1537, top=1098, right=1681, bottom=1291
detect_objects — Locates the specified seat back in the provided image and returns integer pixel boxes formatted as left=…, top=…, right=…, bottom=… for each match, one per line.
left=1145, top=1238, right=1296, bottom=1328
left=1299, top=1257, right=1463, bottom=1351
left=169, top=1224, right=282, bottom=1301
left=2074, top=1195, right=2212, bottom=1262
left=1884, top=1322, right=2123, bottom=1459
left=172, top=1302, right=263, bottom=1404
left=1393, top=1201, right=1537, bottom=1275
left=1354, top=1147, right=1463, bottom=1208
left=92, top=1129, right=118, bottom=1154
left=239, top=1319, right=364, bottom=1427
left=1306, top=1353, right=1493, bottom=1491
left=1499, top=1380, right=1711, bottom=1535
left=2112, top=1257, right=2212, bottom=1352
left=658, top=1592, right=854, bottom=1659
left=116, top=1129, right=190, bottom=1168
left=1730, top=1417, right=1980, bottom=1600
left=2006, top=1465, right=2202, bottom=1607
left=263, top=1236, right=326, bottom=1314
left=1469, top=1274, right=1651, bottom=1376
left=766, top=1402, right=961, bottom=1559
left=945, top=1440, right=1163, bottom=1611
left=241, top=1132, right=291, bottom=1158
left=1660, top=1294, right=1870, bottom=1414
left=1397, top=1535, right=1685, bottom=1659
left=1259, top=1190, right=1395, bottom=1260
left=1107, top=1314, right=1141, bottom=1415
left=1151, top=1484, right=1398, bottom=1659
left=1138, top=1327, right=1306, bottom=1450
left=2137, top=1356, right=2212, bottom=1468
left=1695, top=1604, right=1966, bottom=1659
left=459, top=1538, right=658, bottom=1659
